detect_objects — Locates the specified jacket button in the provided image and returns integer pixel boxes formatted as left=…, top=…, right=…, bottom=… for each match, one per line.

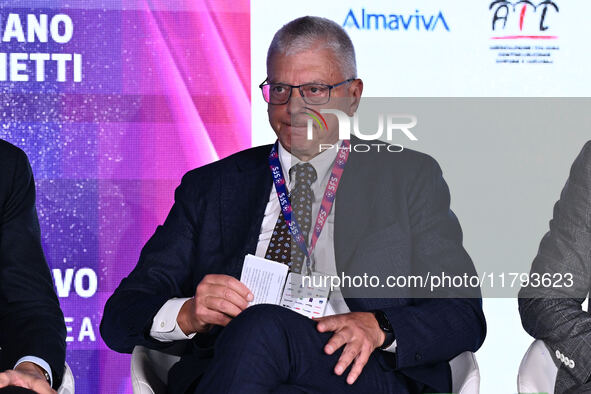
left=415, top=353, right=422, bottom=361
left=555, top=350, right=561, bottom=359
left=569, top=360, right=575, bottom=369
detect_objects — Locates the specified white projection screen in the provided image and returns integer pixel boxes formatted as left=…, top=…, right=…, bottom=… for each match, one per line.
left=252, top=1, right=591, bottom=392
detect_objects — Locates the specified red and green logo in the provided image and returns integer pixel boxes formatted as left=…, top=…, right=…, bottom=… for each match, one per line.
left=304, top=107, right=328, bottom=131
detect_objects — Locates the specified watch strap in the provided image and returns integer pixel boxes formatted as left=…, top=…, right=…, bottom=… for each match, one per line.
left=371, top=310, right=395, bottom=349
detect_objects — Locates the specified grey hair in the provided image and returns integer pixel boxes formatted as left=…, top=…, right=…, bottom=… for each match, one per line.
left=266, top=16, right=357, bottom=79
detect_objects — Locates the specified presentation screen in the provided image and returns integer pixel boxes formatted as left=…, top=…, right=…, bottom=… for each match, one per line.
left=0, top=1, right=249, bottom=392
left=250, top=2, right=590, bottom=392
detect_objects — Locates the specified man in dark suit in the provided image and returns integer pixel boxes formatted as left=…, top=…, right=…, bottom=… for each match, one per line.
left=101, top=16, right=485, bottom=393
left=0, top=140, right=66, bottom=393
left=519, top=141, right=591, bottom=393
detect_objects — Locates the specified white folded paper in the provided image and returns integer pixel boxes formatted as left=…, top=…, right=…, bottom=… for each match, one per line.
left=240, top=254, right=329, bottom=318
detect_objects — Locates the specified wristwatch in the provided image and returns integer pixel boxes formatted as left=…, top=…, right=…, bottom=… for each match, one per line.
left=371, top=310, right=395, bottom=350
left=41, top=368, right=51, bottom=385
left=35, top=364, right=51, bottom=386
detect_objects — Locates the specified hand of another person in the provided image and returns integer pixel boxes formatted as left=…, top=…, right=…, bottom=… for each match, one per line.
left=315, top=312, right=386, bottom=385
left=0, top=362, right=56, bottom=394
left=177, top=274, right=254, bottom=335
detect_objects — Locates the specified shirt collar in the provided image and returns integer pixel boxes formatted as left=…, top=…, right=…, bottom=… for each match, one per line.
left=277, top=140, right=340, bottom=185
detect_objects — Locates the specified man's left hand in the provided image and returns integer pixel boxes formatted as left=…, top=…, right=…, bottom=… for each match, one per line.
left=315, top=312, right=386, bottom=385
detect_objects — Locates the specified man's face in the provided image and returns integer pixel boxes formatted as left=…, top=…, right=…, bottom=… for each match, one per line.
left=266, top=46, right=362, bottom=160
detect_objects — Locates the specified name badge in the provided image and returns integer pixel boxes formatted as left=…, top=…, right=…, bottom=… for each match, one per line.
left=280, top=272, right=330, bottom=318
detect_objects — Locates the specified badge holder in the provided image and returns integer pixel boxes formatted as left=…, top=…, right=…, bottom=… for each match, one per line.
left=280, top=271, right=330, bottom=318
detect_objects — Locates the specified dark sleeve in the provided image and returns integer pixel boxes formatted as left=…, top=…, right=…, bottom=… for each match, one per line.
left=518, top=141, right=591, bottom=387
left=0, top=149, right=66, bottom=389
left=384, top=155, right=486, bottom=369
left=100, top=172, right=201, bottom=354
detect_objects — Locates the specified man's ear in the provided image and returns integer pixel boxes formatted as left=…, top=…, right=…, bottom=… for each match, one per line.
left=346, top=79, right=363, bottom=116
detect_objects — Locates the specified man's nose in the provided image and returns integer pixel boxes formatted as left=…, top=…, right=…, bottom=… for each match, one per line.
left=286, top=87, right=306, bottom=114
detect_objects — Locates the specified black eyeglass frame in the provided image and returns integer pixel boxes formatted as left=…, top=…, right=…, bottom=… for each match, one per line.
left=258, top=78, right=355, bottom=105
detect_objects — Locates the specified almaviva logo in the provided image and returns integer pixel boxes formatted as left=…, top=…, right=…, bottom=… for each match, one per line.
left=343, top=8, right=450, bottom=31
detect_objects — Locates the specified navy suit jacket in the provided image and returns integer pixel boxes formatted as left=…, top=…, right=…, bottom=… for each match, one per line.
left=101, top=138, right=486, bottom=392
left=0, top=140, right=66, bottom=389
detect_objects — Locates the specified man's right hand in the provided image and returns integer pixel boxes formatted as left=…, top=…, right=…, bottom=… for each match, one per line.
left=0, top=364, right=56, bottom=394
left=177, top=274, right=253, bottom=335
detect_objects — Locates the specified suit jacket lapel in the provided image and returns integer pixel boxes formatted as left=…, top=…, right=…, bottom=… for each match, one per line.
left=221, top=146, right=273, bottom=276
left=334, top=139, right=377, bottom=272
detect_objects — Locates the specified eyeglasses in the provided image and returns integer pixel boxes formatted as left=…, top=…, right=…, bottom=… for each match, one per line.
left=259, top=78, right=355, bottom=105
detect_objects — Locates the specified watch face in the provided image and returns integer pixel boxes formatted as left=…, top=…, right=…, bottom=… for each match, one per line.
left=373, top=311, right=392, bottom=332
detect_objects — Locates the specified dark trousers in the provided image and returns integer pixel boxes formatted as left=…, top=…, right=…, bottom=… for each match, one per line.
left=193, top=304, right=415, bottom=394
left=0, top=388, right=37, bottom=394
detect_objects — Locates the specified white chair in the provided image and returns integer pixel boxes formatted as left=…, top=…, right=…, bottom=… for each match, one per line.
left=131, top=342, right=187, bottom=394
left=57, top=363, right=75, bottom=394
left=450, top=351, right=480, bottom=393
left=131, top=345, right=480, bottom=394
left=517, top=339, right=558, bottom=393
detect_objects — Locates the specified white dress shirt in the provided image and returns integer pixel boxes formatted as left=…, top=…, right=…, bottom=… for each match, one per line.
left=151, top=141, right=396, bottom=352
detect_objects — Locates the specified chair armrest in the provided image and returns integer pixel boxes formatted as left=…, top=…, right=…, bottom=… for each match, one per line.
left=131, top=342, right=188, bottom=394
left=517, top=339, right=558, bottom=393
left=57, top=363, right=75, bottom=394
left=450, top=351, right=480, bottom=394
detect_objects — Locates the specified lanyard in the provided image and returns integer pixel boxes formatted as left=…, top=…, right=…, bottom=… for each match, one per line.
left=268, top=140, right=350, bottom=272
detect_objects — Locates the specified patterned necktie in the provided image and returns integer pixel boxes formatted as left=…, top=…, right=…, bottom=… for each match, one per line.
left=265, top=163, right=317, bottom=273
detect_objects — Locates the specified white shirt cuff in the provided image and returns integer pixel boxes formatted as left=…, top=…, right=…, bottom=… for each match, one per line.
left=150, top=297, right=196, bottom=342
left=382, top=339, right=397, bottom=353
left=15, top=356, right=53, bottom=387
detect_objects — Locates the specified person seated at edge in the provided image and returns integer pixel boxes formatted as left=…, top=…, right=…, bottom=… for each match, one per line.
left=520, top=141, right=591, bottom=393
left=0, top=140, right=66, bottom=394
left=101, top=16, right=486, bottom=394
